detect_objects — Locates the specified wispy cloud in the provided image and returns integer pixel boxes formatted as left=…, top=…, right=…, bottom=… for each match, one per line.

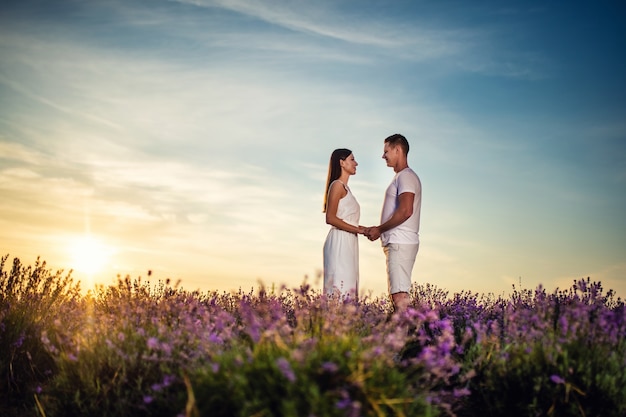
left=176, top=0, right=470, bottom=60
left=0, top=73, right=124, bottom=131
left=174, top=0, right=548, bottom=78
left=181, top=0, right=402, bottom=46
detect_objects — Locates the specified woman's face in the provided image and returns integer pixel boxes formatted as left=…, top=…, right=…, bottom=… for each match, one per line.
left=341, top=153, right=358, bottom=175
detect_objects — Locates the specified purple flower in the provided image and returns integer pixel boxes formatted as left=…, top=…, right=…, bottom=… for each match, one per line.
left=162, top=374, right=175, bottom=387
left=453, top=387, right=471, bottom=397
left=335, top=397, right=362, bottom=417
left=13, top=334, right=25, bottom=348
left=208, top=332, right=223, bottom=344
left=550, top=374, right=565, bottom=384
left=438, top=339, right=453, bottom=354
left=321, top=361, right=339, bottom=373
left=160, top=342, right=172, bottom=356
left=276, top=357, right=296, bottom=382
left=336, top=397, right=352, bottom=409
left=147, top=337, right=159, bottom=350
left=143, top=395, right=154, bottom=404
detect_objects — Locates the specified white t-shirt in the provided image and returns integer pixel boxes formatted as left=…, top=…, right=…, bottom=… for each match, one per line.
left=380, top=167, right=422, bottom=246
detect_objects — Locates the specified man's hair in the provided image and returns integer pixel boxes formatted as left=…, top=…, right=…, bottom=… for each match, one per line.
left=384, top=133, right=409, bottom=155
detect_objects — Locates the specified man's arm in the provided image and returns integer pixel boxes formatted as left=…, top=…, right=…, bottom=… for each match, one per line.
left=367, top=192, right=414, bottom=241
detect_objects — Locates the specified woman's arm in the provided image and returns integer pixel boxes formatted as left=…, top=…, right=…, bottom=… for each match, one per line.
left=325, top=182, right=364, bottom=234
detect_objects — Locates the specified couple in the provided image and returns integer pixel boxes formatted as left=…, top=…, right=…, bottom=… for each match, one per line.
left=322, top=133, right=422, bottom=312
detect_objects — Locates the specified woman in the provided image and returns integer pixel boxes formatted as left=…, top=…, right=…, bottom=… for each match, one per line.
left=323, top=148, right=365, bottom=298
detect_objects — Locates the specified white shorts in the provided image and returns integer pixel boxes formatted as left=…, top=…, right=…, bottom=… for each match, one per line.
left=383, top=243, right=419, bottom=294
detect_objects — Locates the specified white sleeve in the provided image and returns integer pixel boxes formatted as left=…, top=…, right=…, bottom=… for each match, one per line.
left=397, top=170, right=419, bottom=195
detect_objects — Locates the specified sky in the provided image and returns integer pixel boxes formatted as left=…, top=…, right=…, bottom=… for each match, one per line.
left=1, top=0, right=625, bottom=299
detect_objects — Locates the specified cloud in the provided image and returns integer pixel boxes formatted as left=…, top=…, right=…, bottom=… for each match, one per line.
left=175, top=0, right=471, bottom=61
left=0, top=72, right=124, bottom=131
left=181, top=0, right=401, bottom=46
left=0, top=141, right=43, bottom=165
left=173, top=0, right=549, bottom=79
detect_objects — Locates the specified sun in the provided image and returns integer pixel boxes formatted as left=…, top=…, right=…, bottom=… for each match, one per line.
left=70, top=235, right=110, bottom=276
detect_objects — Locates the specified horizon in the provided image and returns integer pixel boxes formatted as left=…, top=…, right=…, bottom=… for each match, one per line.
left=1, top=0, right=625, bottom=299
left=2, top=252, right=619, bottom=303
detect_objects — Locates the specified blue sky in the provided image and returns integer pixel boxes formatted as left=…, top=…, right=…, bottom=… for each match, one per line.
left=1, top=0, right=625, bottom=298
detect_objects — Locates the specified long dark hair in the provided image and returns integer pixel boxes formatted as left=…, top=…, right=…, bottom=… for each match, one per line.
left=323, top=148, right=352, bottom=213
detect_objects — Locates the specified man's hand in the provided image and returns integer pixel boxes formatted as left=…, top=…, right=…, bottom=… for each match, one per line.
left=366, top=226, right=381, bottom=241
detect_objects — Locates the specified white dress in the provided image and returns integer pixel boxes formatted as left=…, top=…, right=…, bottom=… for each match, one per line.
left=323, top=181, right=360, bottom=297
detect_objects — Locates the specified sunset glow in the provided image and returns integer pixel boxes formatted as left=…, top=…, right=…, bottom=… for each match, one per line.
left=1, top=1, right=624, bottom=298
left=69, top=235, right=111, bottom=276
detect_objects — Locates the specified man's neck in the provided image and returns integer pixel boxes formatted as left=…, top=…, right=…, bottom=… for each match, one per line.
left=394, top=162, right=409, bottom=173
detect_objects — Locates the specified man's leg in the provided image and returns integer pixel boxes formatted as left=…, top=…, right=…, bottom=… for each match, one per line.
left=383, top=243, right=419, bottom=313
left=391, top=291, right=410, bottom=313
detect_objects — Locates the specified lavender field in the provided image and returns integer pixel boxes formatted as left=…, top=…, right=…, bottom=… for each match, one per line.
left=1, top=254, right=625, bottom=417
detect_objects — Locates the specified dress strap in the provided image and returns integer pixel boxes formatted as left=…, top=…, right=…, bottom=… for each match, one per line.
left=332, top=180, right=348, bottom=191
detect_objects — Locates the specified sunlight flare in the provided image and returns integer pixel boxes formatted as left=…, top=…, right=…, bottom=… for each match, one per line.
left=69, top=235, right=111, bottom=275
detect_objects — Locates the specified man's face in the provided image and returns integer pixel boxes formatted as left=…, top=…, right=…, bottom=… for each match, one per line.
left=382, top=142, right=398, bottom=167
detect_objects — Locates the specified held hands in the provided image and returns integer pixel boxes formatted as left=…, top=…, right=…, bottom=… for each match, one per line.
left=359, top=226, right=381, bottom=241
left=366, top=226, right=382, bottom=241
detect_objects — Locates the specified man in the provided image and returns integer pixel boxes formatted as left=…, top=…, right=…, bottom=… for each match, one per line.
left=366, top=134, right=422, bottom=312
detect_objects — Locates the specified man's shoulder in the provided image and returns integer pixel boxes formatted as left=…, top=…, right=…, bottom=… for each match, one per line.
left=398, top=167, right=419, bottom=181
left=397, top=168, right=420, bottom=191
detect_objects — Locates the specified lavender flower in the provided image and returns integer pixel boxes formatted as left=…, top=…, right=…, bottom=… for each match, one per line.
left=13, top=333, right=25, bottom=348
left=321, top=361, right=339, bottom=373
left=146, top=337, right=159, bottom=350
left=550, top=374, right=565, bottom=384
left=276, top=357, right=296, bottom=382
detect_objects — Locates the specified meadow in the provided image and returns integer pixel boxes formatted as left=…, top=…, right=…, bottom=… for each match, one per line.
left=1, top=254, right=625, bottom=417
